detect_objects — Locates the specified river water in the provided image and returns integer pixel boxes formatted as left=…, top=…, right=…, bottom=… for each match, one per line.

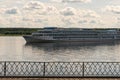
left=0, top=36, right=120, bottom=62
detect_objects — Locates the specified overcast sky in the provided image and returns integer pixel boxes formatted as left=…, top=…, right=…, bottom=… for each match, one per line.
left=0, top=0, right=120, bottom=28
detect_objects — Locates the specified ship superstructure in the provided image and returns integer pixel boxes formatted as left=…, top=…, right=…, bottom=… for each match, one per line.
left=23, top=27, right=120, bottom=43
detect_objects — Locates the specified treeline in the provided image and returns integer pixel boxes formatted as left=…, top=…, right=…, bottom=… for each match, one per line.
left=0, top=28, right=40, bottom=36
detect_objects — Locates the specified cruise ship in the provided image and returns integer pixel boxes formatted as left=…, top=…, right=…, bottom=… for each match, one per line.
left=23, top=27, right=120, bottom=43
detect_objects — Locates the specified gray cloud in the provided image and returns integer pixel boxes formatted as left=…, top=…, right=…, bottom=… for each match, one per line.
left=117, top=17, right=120, bottom=23
left=78, top=20, right=87, bottom=24
left=60, top=7, right=76, bottom=16
left=62, top=17, right=76, bottom=24
left=5, top=7, right=19, bottom=14
left=24, top=1, right=59, bottom=15
left=104, top=5, right=120, bottom=14
left=46, top=6, right=59, bottom=14
left=82, top=10, right=100, bottom=18
left=51, top=0, right=91, bottom=3
left=24, top=1, right=45, bottom=10
left=78, top=19, right=101, bottom=24
left=60, top=7, right=100, bottom=19
left=117, top=17, right=120, bottom=20
left=90, top=20, right=97, bottom=24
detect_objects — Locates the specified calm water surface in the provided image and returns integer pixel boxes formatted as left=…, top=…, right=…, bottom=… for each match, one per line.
left=0, top=36, right=120, bottom=62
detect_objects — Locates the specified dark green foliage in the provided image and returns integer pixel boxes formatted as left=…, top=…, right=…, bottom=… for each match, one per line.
left=0, top=28, right=41, bottom=36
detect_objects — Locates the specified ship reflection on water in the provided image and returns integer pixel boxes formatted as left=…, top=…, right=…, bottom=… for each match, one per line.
left=25, top=42, right=119, bottom=52
left=24, top=42, right=120, bottom=62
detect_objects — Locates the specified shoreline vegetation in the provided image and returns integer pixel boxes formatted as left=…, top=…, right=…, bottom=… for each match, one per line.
left=0, top=28, right=120, bottom=36
left=0, top=28, right=39, bottom=36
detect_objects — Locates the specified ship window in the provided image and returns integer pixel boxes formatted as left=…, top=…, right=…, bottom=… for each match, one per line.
left=39, top=34, right=43, bottom=36
left=117, top=36, right=120, bottom=38
left=102, top=36, right=114, bottom=38
left=43, top=31, right=52, bottom=33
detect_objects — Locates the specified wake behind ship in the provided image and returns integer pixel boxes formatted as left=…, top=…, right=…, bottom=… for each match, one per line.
left=23, top=27, right=120, bottom=43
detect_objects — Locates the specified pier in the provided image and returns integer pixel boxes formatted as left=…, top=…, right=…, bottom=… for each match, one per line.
left=0, top=61, right=120, bottom=78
